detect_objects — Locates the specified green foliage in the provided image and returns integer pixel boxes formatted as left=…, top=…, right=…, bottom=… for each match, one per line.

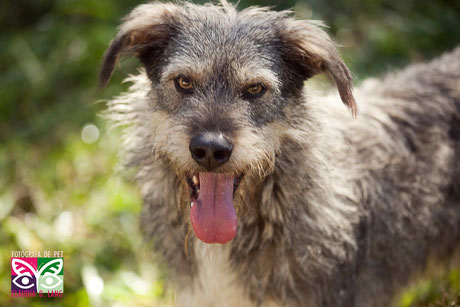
left=295, top=0, right=460, bottom=79
left=1, top=0, right=459, bottom=306
left=0, top=127, right=173, bottom=305
left=399, top=269, right=460, bottom=307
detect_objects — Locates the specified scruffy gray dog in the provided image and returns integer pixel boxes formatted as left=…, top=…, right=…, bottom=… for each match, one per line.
left=99, top=1, right=460, bottom=306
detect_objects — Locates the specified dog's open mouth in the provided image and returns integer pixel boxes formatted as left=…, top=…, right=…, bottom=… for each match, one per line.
left=187, top=173, right=243, bottom=244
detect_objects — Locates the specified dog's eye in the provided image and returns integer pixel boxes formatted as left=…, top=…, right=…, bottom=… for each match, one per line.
left=243, top=83, right=266, bottom=99
left=174, top=76, right=194, bottom=93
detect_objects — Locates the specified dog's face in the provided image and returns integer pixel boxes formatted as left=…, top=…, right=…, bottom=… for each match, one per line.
left=100, top=1, right=355, bottom=244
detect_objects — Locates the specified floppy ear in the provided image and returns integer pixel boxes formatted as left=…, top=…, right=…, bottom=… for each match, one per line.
left=99, top=3, right=179, bottom=88
left=279, top=19, right=357, bottom=116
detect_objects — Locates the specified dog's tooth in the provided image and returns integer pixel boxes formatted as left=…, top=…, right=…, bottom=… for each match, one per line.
left=190, top=202, right=194, bottom=208
left=192, top=175, right=199, bottom=185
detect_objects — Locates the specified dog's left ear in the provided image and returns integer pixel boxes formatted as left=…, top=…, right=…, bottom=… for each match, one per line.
left=279, top=19, right=357, bottom=116
left=99, top=3, right=179, bottom=88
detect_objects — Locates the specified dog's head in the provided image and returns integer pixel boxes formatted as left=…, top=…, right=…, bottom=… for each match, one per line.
left=100, top=1, right=355, bottom=244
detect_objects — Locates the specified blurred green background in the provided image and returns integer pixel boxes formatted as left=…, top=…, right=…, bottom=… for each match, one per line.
left=1, top=0, right=459, bottom=306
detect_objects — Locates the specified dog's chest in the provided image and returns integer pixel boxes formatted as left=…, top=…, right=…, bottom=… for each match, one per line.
left=176, top=241, right=255, bottom=307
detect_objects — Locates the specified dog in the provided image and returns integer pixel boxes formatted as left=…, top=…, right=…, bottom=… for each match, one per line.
left=99, top=1, right=460, bottom=306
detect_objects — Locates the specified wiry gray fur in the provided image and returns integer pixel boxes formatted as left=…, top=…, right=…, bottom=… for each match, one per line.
left=101, top=1, right=460, bottom=306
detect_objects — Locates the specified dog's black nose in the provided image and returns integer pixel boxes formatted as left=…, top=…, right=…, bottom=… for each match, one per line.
left=189, top=133, right=232, bottom=170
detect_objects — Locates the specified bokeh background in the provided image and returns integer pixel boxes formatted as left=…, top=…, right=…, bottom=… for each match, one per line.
left=1, top=0, right=460, bottom=306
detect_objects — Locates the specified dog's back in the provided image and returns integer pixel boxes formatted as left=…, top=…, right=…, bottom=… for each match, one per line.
left=320, top=47, right=460, bottom=306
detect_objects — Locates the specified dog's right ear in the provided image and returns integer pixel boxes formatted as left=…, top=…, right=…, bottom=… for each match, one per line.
left=99, top=3, right=179, bottom=88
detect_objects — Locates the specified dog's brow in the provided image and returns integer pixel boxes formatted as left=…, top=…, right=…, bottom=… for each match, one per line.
left=160, top=59, right=211, bottom=83
left=235, top=67, right=280, bottom=92
left=161, top=62, right=280, bottom=93
left=161, top=67, right=205, bottom=83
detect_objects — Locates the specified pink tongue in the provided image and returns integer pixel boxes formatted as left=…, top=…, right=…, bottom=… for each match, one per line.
left=190, top=173, right=237, bottom=244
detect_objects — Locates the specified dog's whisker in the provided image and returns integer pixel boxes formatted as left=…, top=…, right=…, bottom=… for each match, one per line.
left=184, top=227, right=193, bottom=260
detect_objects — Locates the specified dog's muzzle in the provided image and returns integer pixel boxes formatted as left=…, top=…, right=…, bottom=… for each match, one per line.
left=187, top=132, right=240, bottom=244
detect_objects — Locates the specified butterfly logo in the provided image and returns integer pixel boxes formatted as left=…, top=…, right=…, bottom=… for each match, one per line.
left=12, top=258, right=63, bottom=291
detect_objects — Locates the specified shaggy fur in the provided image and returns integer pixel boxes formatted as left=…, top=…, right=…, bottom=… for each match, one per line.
left=100, top=1, right=460, bottom=306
